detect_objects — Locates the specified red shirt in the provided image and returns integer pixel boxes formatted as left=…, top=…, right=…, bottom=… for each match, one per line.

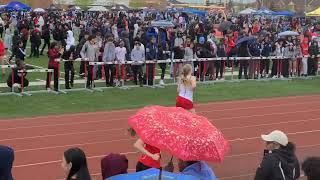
left=0, top=40, right=5, bottom=56
left=301, top=43, right=309, bottom=56
left=138, top=144, right=160, bottom=168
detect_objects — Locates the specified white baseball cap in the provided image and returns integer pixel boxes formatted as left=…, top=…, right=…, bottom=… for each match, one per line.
left=261, top=130, right=288, bottom=146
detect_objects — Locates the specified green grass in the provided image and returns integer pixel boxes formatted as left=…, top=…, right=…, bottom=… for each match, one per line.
left=1, top=78, right=320, bottom=119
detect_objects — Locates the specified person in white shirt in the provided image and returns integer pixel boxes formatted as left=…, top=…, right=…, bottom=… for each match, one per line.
left=176, top=64, right=196, bottom=114
left=115, top=40, right=127, bottom=86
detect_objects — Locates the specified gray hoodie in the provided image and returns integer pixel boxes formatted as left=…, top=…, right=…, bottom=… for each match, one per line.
left=102, top=42, right=116, bottom=62
left=80, top=41, right=98, bottom=62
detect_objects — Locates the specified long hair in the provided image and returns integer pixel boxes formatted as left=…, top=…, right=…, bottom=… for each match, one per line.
left=64, top=148, right=91, bottom=180
left=180, top=64, right=192, bottom=87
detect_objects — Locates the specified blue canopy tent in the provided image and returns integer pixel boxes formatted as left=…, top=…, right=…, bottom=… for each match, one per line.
left=273, top=10, right=294, bottom=16
left=182, top=8, right=207, bottom=17
left=107, top=168, right=199, bottom=180
left=4, top=1, right=31, bottom=11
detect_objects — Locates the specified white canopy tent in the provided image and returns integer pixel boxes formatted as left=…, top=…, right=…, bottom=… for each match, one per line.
left=238, top=8, right=257, bottom=15
left=88, top=6, right=108, bottom=12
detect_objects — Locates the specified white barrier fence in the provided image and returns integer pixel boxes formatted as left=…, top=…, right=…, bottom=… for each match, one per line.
left=0, top=55, right=319, bottom=96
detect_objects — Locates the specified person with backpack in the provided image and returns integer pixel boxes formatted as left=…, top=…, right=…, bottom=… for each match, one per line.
left=254, top=130, right=300, bottom=180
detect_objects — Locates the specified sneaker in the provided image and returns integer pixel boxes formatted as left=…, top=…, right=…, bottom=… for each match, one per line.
left=159, top=79, right=165, bottom=85
left=219, top=77, right=225, bottom=81
left=47, top=88, right=51, bottom=91
left=272, top=76, right=277, bottom=79
left=280, top=75, right=284, bottom=78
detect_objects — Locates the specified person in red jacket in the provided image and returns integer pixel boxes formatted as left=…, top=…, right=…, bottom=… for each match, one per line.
left=300, top=38, right=309, bottom=77
left=0, top=38, right=5, bottom=76
left=46, top=42, right=64, bottom=91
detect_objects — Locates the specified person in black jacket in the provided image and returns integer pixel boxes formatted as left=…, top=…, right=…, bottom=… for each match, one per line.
left=29, top=27, right=41, bottom=58
left=9, top=41, right=25, bottom=62
left=254, top=130, right=300, bottom=180
left=0, top=145, right=14, bottom=180
left=40, top=24, right=51, bottom=55
left=62, top=45, right=75, bottom=89
left=309, top=40, right=319, bottom=76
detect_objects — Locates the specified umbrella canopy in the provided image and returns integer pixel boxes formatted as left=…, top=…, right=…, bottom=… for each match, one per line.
left=107, top=168, right=198, bottom=180
left=110, top=4, right=129, bottom=11
left=218, top=21, right=232, bottom=32
left=33, top=8, right=45, bottom=13
left=88, top=6, right=108, bottom=12
left=306, top=7, right=320, bottom=17
left=128, top=105, right=230, bottom=162
left=150, top=20, right=175, bottom=28
left=143, top=7, right=159, bottom=13
left=238, top=8, right=257, bottom=15
left=273, top=10, right=294, bottom=16
left=5, top=1, right=31, bottom=11
left=278, top=31, right=299, bottom=37
left=69, top=6, right=81, bottom=11
left=47, top=4, right=61, bottom=11
left=236, top=36, right=256, bottom=46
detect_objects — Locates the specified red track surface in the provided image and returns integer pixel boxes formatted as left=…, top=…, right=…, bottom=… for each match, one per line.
left=1, top=95, right=320, bottom=180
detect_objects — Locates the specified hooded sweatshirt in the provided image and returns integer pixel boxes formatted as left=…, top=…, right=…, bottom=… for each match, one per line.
left=66, top=30, right=75, bottom=51
left=254, top=144, right=300, bottom=180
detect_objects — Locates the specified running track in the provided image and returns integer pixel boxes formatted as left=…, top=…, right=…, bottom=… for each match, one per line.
left=1, top=95, right=320, bottom=180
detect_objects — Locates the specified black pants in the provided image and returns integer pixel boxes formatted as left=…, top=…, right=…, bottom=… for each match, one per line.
left=136, top=161, right=152, bottom=172
left=132, top=65, right=143, bottom=86
left=86, top=63, right=93, bottom=88
left=30, top=43, right=40, bottom=58
left=64, top=62, right=74, bottom=89
left=308, top=58, right=318, bottom=76
left=238, top=60, right=248, bottom=79
left=282, top=59, right=289, bottom=78
left=215, top=60, right=224, bottom=78
left=40, top=40, right=50, bottom=55
left=260, top=59, right=270, bottom=75
left=158, top=63, right=166, bottom=80
left=46, top=65, right=59, bottom=91
left=147, top=64, right=154, bottom=86
left=79, top=61, right=85, bottom=75
left=104, top=64, right=115, bottom=86
left=271, top=60, right=279, bottom=77
left=7, top=78, right=29, bottom=88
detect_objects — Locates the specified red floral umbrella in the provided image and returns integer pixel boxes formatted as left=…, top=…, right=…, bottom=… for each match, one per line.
left=128, top=105, right=230, bottom=162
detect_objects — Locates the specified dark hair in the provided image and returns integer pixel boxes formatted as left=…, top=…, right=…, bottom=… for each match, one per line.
left=87, top=35, right=96, bottom=41
left=50, top=42, right=58, bottom=49
left=64, top=148, right=91, bottom=180
left=302, top=157, right=320, bottom=180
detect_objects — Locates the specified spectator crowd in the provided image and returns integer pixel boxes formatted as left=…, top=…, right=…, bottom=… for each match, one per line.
left=0, top=8, right=319, bottom=91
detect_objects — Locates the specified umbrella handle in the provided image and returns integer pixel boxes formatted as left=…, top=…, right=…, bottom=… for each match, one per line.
left=170, top=156, right=173, bottom=162
left=159, top=167, right=163, bottom=180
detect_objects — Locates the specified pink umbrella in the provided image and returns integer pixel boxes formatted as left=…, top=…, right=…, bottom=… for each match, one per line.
left=128, top=105, right=230, bottom=162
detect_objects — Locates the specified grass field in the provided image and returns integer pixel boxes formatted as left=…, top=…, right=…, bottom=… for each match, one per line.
left=1, top=77, right=320, bottom=119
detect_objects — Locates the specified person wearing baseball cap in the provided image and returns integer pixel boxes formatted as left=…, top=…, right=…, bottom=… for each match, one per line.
left=0, top=145, right=14, bottom=180
left=254, top=130, right=300, bottom=180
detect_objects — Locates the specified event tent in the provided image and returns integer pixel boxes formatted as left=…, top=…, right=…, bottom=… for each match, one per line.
left=306, top=7, right=320, bottom=16
left=238, top=8, right=257, bottom=15
left=273, top=10, right=294, bottom=16
left=4, top=1, right=31, bottom=11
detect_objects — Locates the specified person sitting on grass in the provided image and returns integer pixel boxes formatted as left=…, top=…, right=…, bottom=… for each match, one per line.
left=7, top=59, right=28, bottom=91
left=0, top=145, right=14, bottom=180
left=302, top=157, right=320, bottom=180
left=61, top=147, right=91, bottom=180
left=128, top=128, right=161, bottom=172
left=101, top=153, right=128, bottom=180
